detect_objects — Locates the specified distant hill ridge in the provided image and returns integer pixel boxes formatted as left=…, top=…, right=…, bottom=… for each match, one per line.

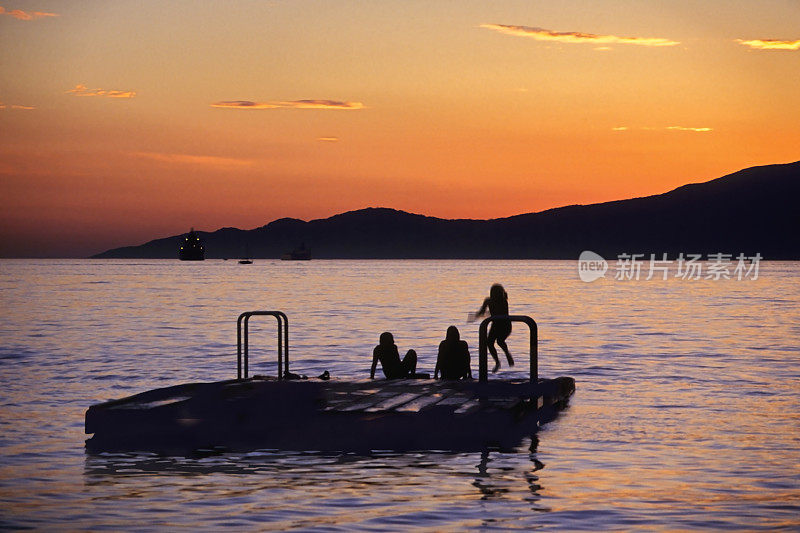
left=92, top=161, right=800, bottom=259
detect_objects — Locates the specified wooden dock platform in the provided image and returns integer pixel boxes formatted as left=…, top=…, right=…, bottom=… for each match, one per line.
left=86, top=312, right=575, bottom=454
left=85, top=376, right=575, bottom=454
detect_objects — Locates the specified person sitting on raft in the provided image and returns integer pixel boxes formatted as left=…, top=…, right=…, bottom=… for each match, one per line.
left=472, top=283, right=514, bottom=373
left=370, top=332, right=418, bottom=379
left=434, top=326, right=472, bottom=380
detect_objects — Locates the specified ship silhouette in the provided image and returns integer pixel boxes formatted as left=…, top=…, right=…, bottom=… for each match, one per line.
left=178, top=228, right=204, bottom=261
left=281, top=242, right=311, bottom=261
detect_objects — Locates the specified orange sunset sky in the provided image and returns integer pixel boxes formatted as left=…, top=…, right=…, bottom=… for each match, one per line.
left=1, top=1, right=799, bottom=257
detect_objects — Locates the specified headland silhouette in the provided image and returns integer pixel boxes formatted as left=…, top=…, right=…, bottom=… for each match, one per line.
left=92, top=161, right=800, bottom=260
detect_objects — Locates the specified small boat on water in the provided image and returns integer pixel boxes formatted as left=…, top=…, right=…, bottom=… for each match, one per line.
left=281, top=243, right=311, bottom=261
left=178, top=228, right=205, bottom=261
left=238, top=244, right=253, bottom=264
left=85, top=313, right=575, bottom=454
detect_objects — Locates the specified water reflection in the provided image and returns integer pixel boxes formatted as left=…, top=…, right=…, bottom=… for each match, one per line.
left=2, top=260, right=799, bottom=530
left=472, top=437, right=547, bottom=509
left=84, top=444, right=545, bottom=484
left=83, top=439, right=555, bottom=526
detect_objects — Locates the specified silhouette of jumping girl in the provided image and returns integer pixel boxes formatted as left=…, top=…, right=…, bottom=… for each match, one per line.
left=370, top=332, right=418, bottom=379
left=472, top=284, right=513, bottom=373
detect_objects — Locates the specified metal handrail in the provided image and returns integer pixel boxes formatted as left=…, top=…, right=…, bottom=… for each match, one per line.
left=237, top=311, right=289, bottom=380
left=478, top=315, right=538, bottom=383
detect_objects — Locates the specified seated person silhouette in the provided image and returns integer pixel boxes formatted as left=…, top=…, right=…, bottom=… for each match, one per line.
left=434, top=326, right=472, bottom=380
left=370, top=332, right=418, bottom=379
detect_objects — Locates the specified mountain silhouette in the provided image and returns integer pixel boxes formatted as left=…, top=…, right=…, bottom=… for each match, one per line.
left=92, top=161, right=800, bottom=259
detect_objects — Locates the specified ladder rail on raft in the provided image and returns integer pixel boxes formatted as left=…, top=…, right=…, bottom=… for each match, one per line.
left=237, top=311, right=288, bottom=380
left=478, top=315, right=538, bottom=383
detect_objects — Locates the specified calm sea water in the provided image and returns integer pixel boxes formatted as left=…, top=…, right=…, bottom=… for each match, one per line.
left=0, top=259, right=798, bottom=530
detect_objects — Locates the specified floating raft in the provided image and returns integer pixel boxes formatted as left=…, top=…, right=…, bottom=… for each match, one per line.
left=85, top=376, right=575, bottom=454
left=85, top=311, right=576, bottom=454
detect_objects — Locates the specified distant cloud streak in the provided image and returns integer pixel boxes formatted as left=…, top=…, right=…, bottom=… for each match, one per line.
left=317, top=137, right=340, bottom=142
left=666, top=126, right=713, bottom=132
left=613, top=126, right=713, bottom=133
left=67, top=84, right=136, bottom=98
left=211, top=99, right=363, bottom=110
left=132, top=151, right=254, bottom=168
left=736, top=38, right=800, bottom=50
left=480, top=23, right=679, bottom=47
left=0, top=5, right=58, bottom=20
left=0, top=102, right=35, bottom=110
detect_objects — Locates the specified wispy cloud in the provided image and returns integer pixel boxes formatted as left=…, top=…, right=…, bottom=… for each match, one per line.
left=317, top=137, right=340, bottom=142
left=613, top=126, right=713, bottom=133
left=736, top=38, right=800, bottom=51
left=67, top=84, right=136, bottom=98
left=666, top=126, right=712, bottom=132
left=0, top=102, right=35, bottom=110
left=0, top=5, right=58, bottom=20
left=480, top=24, right=680, bottom=47
left=132, top=151, right=254, bottom=167
left=211, top=99, right=363, bottom=110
